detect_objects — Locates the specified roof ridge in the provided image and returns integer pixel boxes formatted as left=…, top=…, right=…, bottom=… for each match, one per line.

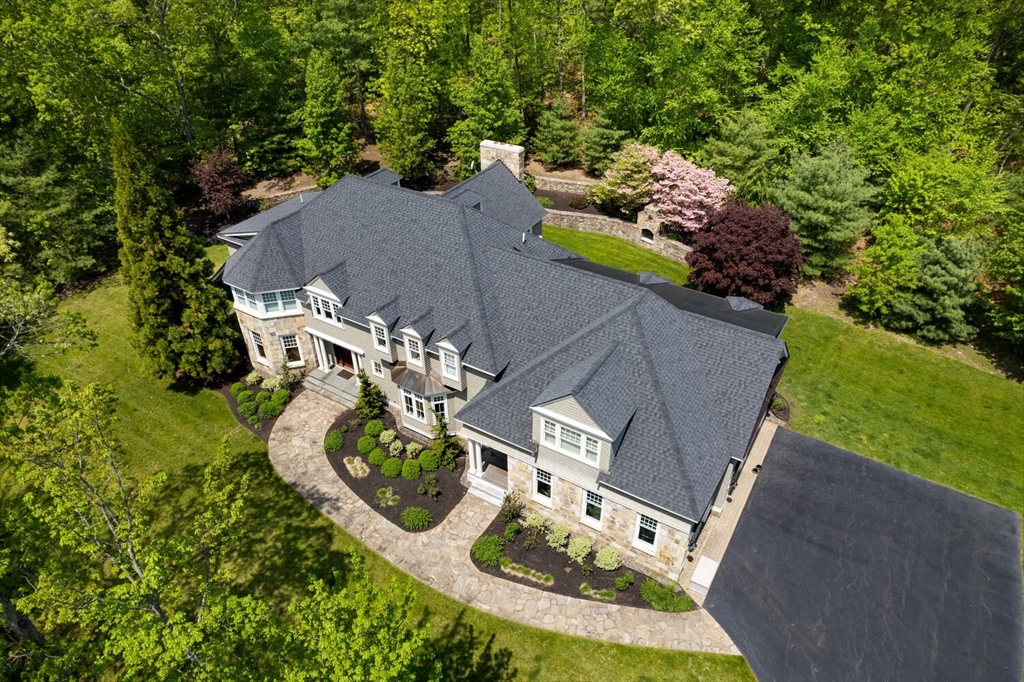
left=457, top=206, right=508, bottom=372
left=567, top=345, right=618, bottom=397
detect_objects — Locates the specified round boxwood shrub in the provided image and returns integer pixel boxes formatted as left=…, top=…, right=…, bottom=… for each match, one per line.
left=324, top=430, right=344, bottom=453
left=418, top=450, right=439, bottom=472
left=237, top=390, right=256, bottom=404
left=402, top=459, right=421, bottom=481
left=594, top=547, right=622, bottom=571
left=401, top=506, right=433, bottom=531
left=471, top=535, right=505, bottom=568
left=271, top=389, right=290, bottom=406
left=258, top=401, right=283, bottom=420
left=381, top=457, right=402, bottom=479
left=357, top=436, right=376, bottom=454
left=254, top=391, right=270, bottom=404
left=230, top=381, right=246, bottom=396
left=389, top=440, right=404, bottom=457
left=368, top=448, right=387, bottom=466
left=238, top=401, right=257, bottom=419
left=364, top=420, right=384, bottom=438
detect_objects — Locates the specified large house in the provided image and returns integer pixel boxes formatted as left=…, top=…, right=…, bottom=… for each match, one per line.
left=219, top=148, right=789, bottom=581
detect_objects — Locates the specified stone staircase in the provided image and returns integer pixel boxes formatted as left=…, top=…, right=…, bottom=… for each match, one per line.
left=304, top=369, right=358, bottom=408
left=466, top=472, right=506, bottom=507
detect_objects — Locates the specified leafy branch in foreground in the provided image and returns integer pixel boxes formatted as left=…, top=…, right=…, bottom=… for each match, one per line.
left=0, top=279, right=95, bottom=361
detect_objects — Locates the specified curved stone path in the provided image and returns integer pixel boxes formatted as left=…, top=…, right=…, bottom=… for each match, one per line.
left=269, top=390, right=740, bottom=654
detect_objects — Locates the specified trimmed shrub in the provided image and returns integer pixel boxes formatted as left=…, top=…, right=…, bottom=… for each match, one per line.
left=245, top=370, right=262, bottom=386
left=504, top=522, right=520, bottom=543
left=546, top=524, right=570, bottom=552
left=376, top=487, right=399, bottom=508
left=523, top=513, right=547, bottom=531
left=381, top=457, right=402, bottom=479
left=247, top=414, right=260, bottom=426
left=569, top=193, right=589, bottom=210
left=402, top=459, right=421, bottom=481
left=472, top=535, right=505, bottom=568
left=640, top=580, right=693, bottom=613
left=389, top=439, right=404, bottom=457
left=379, top=429, right=397, bottom=445
left=368, top=448, right=387, bottom=467
left=324, top=430, right=344, bottom=453
left=364, top=419, right=384, bottom=438
left=261, top=376, right=286, bottom=392
left=354, top=369, right=386, bottom=419
left=405, top=442, right=423, bottom=458
left=257, top=402, right=282, bottom=420
left=238, top=401, right=257, bottom=419
left=418, top=450, right=439, bottom=472
left=566, top=536, right=594, bottom=565
left=422, top=474, right=440, bottom=500
left=255, top=391, right=270, bottom=404
left=237, top=390, right=256, bottom=404
left=499, top=491, right=523, bottom=523
left=615, top=572, right=635, bottom=591
left=357, top=436, right=376, bottom=454
left=271, top=389, right=290, bottom=406
left=401, top=506, right=433, bottom=530
left=594, top=547, right=622, bottom=571
left=230, top=381, right=246, bottom=396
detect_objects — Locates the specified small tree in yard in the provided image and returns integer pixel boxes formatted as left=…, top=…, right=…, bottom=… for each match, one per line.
left=587, top=143, right=661, bottom=215
left=532, top=97, right=580, bottom=168
left=651, top=151, right=733, bottom=236
left=845, top=214, right=926, bottom=319
left=686, top=203, right=803, bottom=308
left=190, top=147, right=246, bottom=217
left=354, top=369, right=385, bottom=419
left=431, top=413, right=462, bottom=471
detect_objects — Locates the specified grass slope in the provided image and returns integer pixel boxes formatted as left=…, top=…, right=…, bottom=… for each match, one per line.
left=543, top=226, right=1024, bottom=517
left=27, top=244, right=751, bottom=681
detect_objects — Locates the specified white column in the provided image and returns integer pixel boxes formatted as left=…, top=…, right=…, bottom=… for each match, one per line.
left=468, top=440, right=483, bottom=476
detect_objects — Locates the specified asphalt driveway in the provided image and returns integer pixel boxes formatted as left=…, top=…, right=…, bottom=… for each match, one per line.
left=705, top=428, right=1023, bottom=682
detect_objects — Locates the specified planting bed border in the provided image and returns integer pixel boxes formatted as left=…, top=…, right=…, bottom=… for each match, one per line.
left=323, top=408, right=467, bottom=533
left=219, top=381, right=302, bottom=443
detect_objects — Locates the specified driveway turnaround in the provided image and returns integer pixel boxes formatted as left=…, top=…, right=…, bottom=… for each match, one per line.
left=705, top=427, right=1023, bottom=682
left=269, top=391, right=739, bottom=654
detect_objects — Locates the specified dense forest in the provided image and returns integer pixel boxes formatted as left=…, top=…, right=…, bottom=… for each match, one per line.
left=1, top=0, right=1022, bottom=350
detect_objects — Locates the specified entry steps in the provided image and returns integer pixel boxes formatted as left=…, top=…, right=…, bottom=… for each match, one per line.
left=304, top=371, right=358, bottom=408
left=466, top=472, right=506, bottom=507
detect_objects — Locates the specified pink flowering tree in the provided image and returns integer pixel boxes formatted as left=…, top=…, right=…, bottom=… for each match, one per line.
left=652, top=151, right=733, bottom=235
left=587, top=143, right=662, bottom=215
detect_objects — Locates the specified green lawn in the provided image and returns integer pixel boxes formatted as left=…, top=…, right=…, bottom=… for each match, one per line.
left=543, top=226, right=1024, bottom=518
left=24, top=244, right=753, bottom=681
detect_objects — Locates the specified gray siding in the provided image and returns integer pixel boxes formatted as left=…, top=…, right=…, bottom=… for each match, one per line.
left=535, top=444, right=601, bottom=489
left=539, top=396, right=600, bottom=430
left=531, top=411, right=613, bottom=473
left=305, top=314, right=371, bottom=357
left=461, top=424, right=534, bottom=459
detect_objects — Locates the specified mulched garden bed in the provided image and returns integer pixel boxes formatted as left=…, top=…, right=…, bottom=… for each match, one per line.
left=218, top=378, right=303, bottom=443
left=534, top=188, right=602, bottom=215
left=470, top=510, right=695, bottom=611
left=323, top=409, right=467, bottom=533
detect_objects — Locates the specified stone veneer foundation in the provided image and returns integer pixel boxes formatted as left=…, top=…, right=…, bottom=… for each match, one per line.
left=234, top=308, right=317, bottom=378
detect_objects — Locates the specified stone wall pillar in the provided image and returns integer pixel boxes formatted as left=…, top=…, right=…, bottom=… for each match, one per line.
left=480, top=140, right=526, bottom=181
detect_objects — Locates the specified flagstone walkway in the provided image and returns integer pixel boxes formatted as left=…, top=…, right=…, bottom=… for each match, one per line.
left=268, top=390, right=740, bottom=654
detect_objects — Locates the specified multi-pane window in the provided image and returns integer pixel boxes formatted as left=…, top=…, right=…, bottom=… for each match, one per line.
left=541, top=419, right=600, bottom=465
left=372, top=359, right=384, bottom=377
left=373, top=324, right=389, bottom=350
left=431, top=395, right=447, bottom=424
left=279, top=290, right=298, bottom=311
left=406, top=337, right=422, bottom=366
left=232, top=288, right=298, bottom=316
left=637, top=514, right=658, bottom=546
left=535, top=469, right=552, bottom=499
left=441, top=350, right=459, bottom=379
left=584, top=491, right=603, bottom=523
left=402, top=388, right=426, bottom=423
left=310, top=295, right=342, bottom=325
left=250, top=331, right=266, bottom=360
left=262, top=292, right=280, bottom=313
left=233, top=287, right=258, bottom=311
left=280, top=334, right=302, bottom=364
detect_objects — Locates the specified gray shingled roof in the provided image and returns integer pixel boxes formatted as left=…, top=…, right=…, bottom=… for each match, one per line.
left=364, top=168, right=403, bottom=186
left=218, top=192, right=320, bottom=239
left=443, top=162, right=547, bottom=234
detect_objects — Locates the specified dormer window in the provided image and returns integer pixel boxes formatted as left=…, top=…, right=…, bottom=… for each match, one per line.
left=541, top=418, right=600, bottom=465
left=310, top=294, right=343, bottom=326
left=441, top=349, right=459, bottom=379
left=372, top=323, right=389, bottom=350
left=406, top=336, right=423, bottom=367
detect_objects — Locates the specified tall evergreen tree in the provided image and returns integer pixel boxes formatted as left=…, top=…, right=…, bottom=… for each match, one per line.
left=699, top=109, right=782, bottom=205
left=775, top=141, right=877, bottom=279
left=532, top=97, right=580, bottom=167
left=580, top=114, right=630, bottom=176
left=374, top=51, right=438, bottom=183
left=985, top=174, right=1024, bottom=349
left=113, top=124, right=238, bottom=379
left=298, top=49, right=360, bottom=188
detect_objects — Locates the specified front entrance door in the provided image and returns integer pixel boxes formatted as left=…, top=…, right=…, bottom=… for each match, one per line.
left=333, top=344, right=355, bottom=372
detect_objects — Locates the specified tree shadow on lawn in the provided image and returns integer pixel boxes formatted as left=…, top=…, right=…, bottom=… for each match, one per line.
left=413, top=608, right=517, bottom=682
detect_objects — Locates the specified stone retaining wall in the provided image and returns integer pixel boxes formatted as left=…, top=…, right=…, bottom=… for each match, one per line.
left=533, top=176, right=595, bottom=194
left=544, top=208, right=692, bottom=264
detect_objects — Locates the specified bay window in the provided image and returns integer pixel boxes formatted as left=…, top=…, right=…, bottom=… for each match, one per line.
left=402, top=388, right=426, bottom=423
left=231, top=287, right=299, bottom=316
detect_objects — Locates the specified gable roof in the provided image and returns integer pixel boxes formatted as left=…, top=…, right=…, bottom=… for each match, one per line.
left=443, top=161, right=547, bottom=234
left=218, top=192, right=320, bottom=242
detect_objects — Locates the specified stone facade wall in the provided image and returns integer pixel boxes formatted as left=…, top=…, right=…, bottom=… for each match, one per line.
left=234, top=308, right=317, bottom=378
left=543, top=208, right=693, bottom=264
left=533, top=176, right=595, bottom=194
left=480, top=140, right=526, bottom=181
left=506, top=457, right=689, bottom=582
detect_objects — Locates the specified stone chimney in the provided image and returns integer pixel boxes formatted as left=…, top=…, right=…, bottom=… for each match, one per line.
left=479, top=140, right=526, bottom=182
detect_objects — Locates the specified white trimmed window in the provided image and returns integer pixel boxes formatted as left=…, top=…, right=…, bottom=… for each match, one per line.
left=250, top=331, right=267, bottom=362
left=280, top=334, right=302, bottom=366
left=371, top=359, right=384, bottom=377
left=534, top=468, right=552, bottom=501
left=406, top=336, right=423, bottom=366
left=261, top=292, right=280, bottom=313
left=232, top=287, right=258, bottom=311
left=232, top=288, right=299, bottom=316
left=441, top=349, right=460, bottom=379
left=279, top=289, right=298, bottom=311
left=635, top=513, right=658, bottom=549
left=372, top=324, right=389, bottom=350
left=310, top=294, right=343, bottom=325
left=402, top=388, right=427, bottom=423
left=583, top=490, right=603, bottom=525
left=431, top=395, right=447, bottom=425
left=541, top=419, right=601, bottom=465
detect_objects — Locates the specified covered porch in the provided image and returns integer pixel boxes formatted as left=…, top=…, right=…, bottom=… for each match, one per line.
left=465, top=440, right=508, bottom=507
left=304, top=366, right=359, bottom=406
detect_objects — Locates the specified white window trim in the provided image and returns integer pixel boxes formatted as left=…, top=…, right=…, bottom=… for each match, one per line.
left=540, top=418, right=601, bottom=467
left=532, top=468, right=553, bottom=507
left=371, top=359, right=384, bottom=377
left=232, top=287, right=301, bottom=318
left=250, top=330, right=269, bottom=365
left=309, top=293, right=344, bottom=327
left=405, top=335, right=423, bottom=367
left=632, top=513, right=659, bottom=554
left=532, top=405, right=610, bottom=440
left=581, top=490, right=603, bottom=529
left=431, top=395, right=448, bottom=426
left=280, top=334, right=304, bottom=368
left=401, top=388, right=428, bottom=424
left=440, top=349, right=460, bottom=380
left=370, top=322, right=390, bottom=351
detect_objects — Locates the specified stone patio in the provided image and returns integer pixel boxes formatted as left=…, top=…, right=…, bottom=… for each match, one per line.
left=268, top=390, right=740, bottom=654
